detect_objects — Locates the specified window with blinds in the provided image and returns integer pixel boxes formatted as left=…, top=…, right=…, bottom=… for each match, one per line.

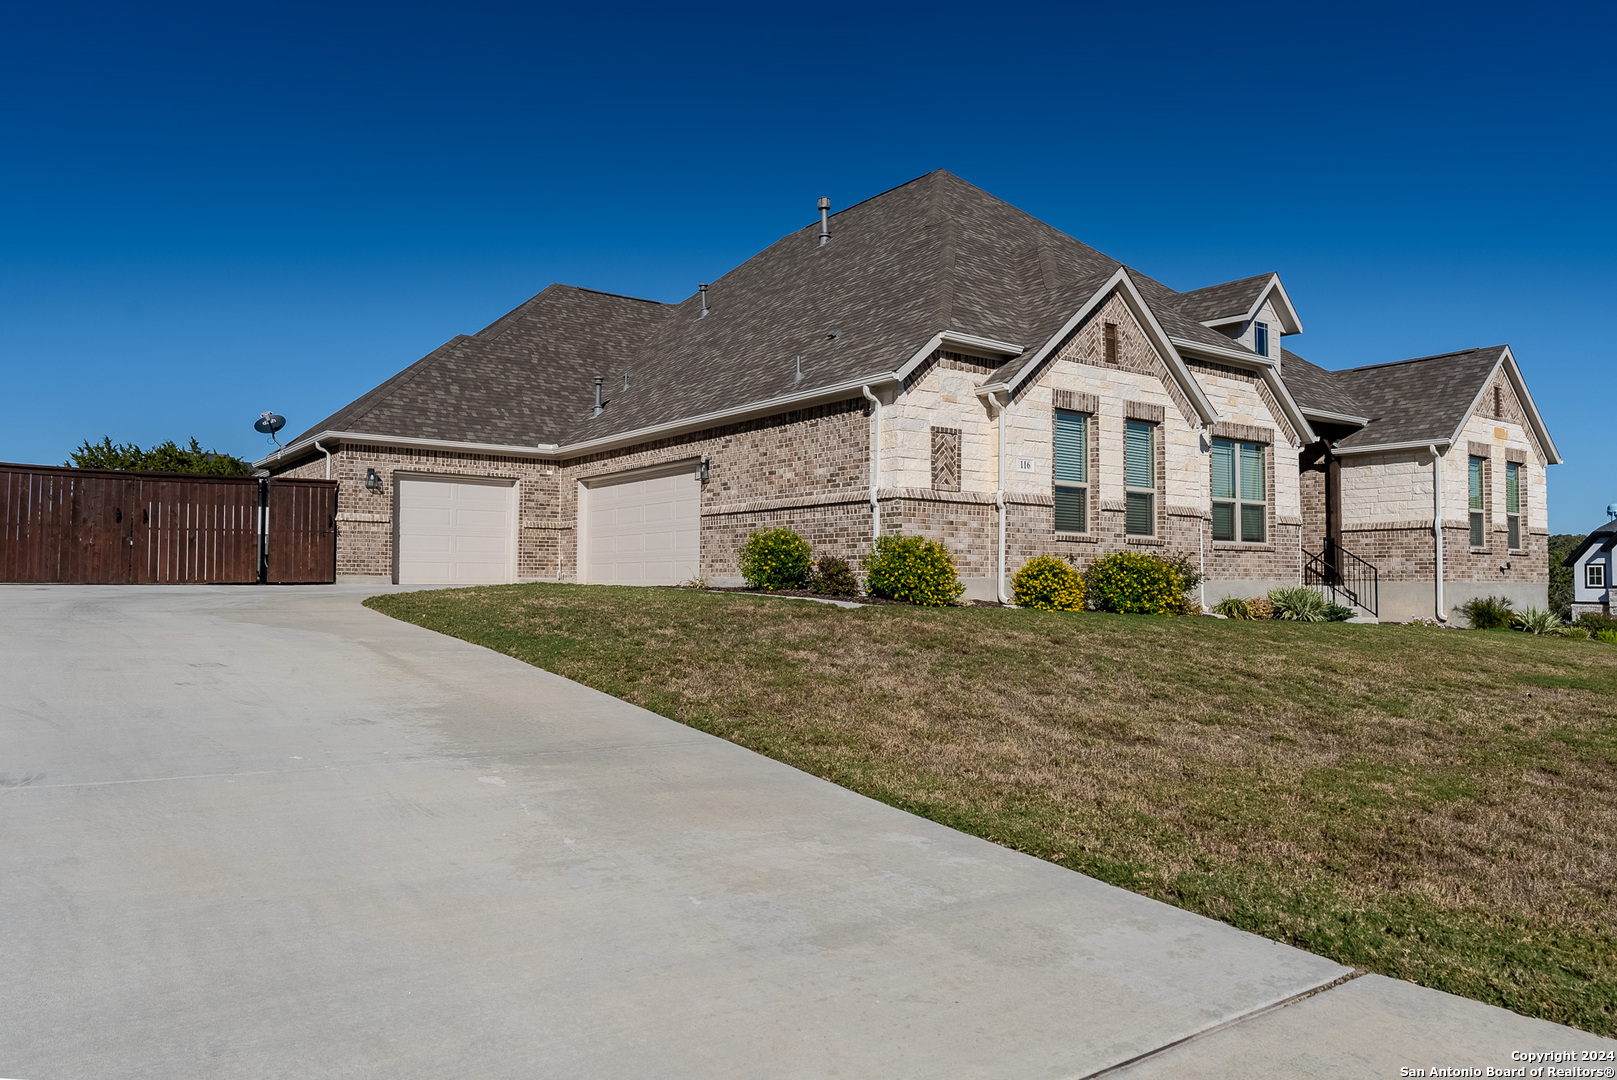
left=1469, top=456, right=1485, bottom=547
left=1505, top=461, right=1522, bottom=550
left=1053, top=409, right=1088, bottom=533
left=1124, top=420, right=1155, bottom=536
left=1210, top=438, right=1265, bottom=542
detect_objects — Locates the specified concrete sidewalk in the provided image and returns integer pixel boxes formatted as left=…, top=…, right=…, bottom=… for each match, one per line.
left=1, top=585, right=1609, bottom=1078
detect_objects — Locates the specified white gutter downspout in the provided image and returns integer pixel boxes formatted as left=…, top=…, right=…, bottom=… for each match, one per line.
left=1430, top=444, right=1445, bottom=621
left=861, top=386, right=881, bottom=541
left=314, top=439, right=332, bottom=480
left=996, top=390, right=1011, bottom=605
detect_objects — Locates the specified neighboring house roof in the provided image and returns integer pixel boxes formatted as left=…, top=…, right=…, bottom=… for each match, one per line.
left=1562, top=520, right=1617, bottom=568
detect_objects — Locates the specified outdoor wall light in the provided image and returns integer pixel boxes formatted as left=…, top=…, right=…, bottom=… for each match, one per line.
left=695, top=459, right=710, bottom=484
left=365, top=467, right=382, bottom=492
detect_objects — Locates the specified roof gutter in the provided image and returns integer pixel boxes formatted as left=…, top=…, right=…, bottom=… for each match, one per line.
left=1168, top=336, right=1276, bottom=368
left=1301, top=407, right=1371, bottom=426
left=253, top=373, right=902, bottom=470
left=1334, top=438, right=1453, bottom=457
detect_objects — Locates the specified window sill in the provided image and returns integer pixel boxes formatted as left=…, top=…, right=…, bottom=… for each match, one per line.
left=1212, top=542, right=1275, bottom=552
left=1469, top=548, right=1492, bottom=555
left=1125, top=535, right=1165, bottom=546
left=1054, top=532, right=1098, bottom=543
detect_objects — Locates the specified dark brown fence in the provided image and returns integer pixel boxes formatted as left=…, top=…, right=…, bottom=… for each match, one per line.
left=0, top=463, right=337, bottom=585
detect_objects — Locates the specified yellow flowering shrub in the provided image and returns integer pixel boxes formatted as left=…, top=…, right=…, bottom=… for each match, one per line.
left=1084, top=551, right=1189, bottom=615
left=1012, top=555, right=1086, bottom=611
left=862, top=535, right=965, bottom=607
left=737, top=527, right=813, bottom=590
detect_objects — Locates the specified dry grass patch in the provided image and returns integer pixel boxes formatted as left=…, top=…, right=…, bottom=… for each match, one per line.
left=367, top=585, right=1617, bottom=1033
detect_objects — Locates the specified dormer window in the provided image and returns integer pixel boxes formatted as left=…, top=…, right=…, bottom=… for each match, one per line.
left=1253, top=321, right=1269, bottom=357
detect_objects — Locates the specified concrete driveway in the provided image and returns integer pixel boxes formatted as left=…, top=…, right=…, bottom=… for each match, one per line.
left=2, top=586, right=1610, bottom=1078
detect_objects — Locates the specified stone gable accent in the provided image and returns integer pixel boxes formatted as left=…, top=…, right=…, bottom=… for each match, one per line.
left=1037, top=292, right=1199, bottom=426
left=1184, top=358, right=1300, bottom=447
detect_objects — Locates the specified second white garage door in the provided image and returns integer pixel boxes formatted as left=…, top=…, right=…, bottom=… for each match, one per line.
left=584, top=468, right=699, bottom=585
left=396, top=476, right=516, bottom=585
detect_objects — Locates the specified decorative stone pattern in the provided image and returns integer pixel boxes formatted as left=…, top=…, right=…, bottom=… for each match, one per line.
left=931, top=427, right=961, bottom=492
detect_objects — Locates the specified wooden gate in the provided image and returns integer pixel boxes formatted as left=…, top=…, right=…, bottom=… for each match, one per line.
left=133, top=475, right=262, bottom=584
left=265, top=478, right=337, bottom=584
left=0, top=463, right=337, bottom=585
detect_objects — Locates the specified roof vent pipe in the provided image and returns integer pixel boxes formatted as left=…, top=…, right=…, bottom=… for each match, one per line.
left=818, top=198, right=831, bottom=246
left=592, top=375, right=604, bottom=418
left=698, top=283, right=709, bottom=318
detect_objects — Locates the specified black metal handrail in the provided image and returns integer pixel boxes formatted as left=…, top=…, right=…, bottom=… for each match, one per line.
left=1303, top=539, right=1379, bottom=617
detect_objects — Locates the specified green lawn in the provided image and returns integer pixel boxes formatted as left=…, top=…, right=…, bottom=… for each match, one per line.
left=365, top=585, right=1617, bottom=1033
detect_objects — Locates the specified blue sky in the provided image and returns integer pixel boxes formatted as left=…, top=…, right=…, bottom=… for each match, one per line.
left=2, top=0, right=1612, bottom=532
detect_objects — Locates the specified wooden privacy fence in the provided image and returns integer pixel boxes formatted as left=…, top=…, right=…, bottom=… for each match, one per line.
left=0, top=463, right=337, bottom=585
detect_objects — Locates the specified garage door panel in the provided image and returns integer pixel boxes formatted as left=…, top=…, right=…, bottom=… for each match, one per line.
left=398, top=477, right=515, bottom=585
left=585, top=469, right=699, bottom=586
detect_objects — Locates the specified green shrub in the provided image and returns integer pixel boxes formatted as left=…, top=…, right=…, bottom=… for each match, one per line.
left=1561, top=626, right=1592, bottom=640
left=1512, top=607, right=1563, bottom=635
left=1323, top=602, right=1357, bottom=622
left=1012, top=555, right=1087, bottom=611
left=68, top=436, right=253, bottom=475
left=1575, top=613, right=1617, bottom=634
left=1596, top=629, right=1617, bottom=645
left=1458, top=595, right=1514, bottom=629
left=806, top=556, right=860, bottom=597
left=1269, top=586, right=1331, bottom=622
left=1084, top=552, right=1189, bottom=616
left=1213, top=596, right=1257, bottom=620
left=737, top=527, right=813, bottom=591
left=862, top=535, right=965, bottom=607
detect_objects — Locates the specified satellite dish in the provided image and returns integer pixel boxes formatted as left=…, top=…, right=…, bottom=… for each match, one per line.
left=255, top=411, right=287, bottom=447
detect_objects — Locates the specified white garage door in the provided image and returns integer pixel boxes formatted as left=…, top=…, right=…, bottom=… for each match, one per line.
left=584, top=468, right=699, bottom=585
left=396, top=476, right=516, bottom=585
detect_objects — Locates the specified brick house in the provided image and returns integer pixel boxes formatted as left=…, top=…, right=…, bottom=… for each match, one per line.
left=260, top=170, right=1561, bottom=622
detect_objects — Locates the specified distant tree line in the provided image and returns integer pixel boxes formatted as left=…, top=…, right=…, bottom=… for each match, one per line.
left=1549, top=533, right=1582, bottom=620
left=67, top=437, right=253, bottom=476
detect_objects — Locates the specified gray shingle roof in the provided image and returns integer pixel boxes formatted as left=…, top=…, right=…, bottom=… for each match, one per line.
left=1330, top=347, right=1506, bottom=450
left=292, top=286, right=675, bottom=446
left=1175, top=273, right=1275, bottom=324
left=1278, top=349, right=1367, bottom=418
left=1562, top=519, right=1617, bottom=567
left=285, top=171, right=1320, bottom=453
